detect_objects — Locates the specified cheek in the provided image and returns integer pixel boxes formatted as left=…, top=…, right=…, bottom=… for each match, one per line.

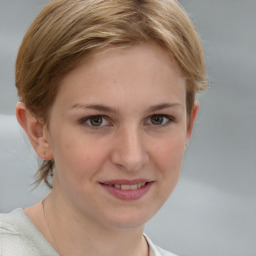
left=153, top=131, right=185, bottom=168
left=52, top=144, right=98, bottom=201
left=53, top=133, right=109, bottom=182
left=155, top=144, right=184, bottom=183
left=151, top=132, right=185, bottom=190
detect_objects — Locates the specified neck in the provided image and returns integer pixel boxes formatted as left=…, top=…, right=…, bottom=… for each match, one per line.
left=43, top=191, right=148, bottom=256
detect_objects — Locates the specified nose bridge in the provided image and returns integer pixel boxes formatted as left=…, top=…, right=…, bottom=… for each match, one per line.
left=111, top=125, right=149, bottom=171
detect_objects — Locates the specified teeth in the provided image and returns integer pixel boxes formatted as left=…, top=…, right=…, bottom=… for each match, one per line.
left=129, top=184, right=138, bottom=190
left=121, top=184, right=130, bottom=190
left=113, top=182, right=147, bottom=190
left=138, top=182, right=146, bottom=188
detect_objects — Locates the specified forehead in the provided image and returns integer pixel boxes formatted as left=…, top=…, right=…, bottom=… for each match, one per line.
left=53, top=43, right=186, bottom=112
left=81, top=43, right=182, bottom=78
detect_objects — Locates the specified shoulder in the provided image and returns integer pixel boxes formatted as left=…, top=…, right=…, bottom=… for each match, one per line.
left=0, top=208, right=23, bottom=236
left=0, top=209, right=26, bottom=255
left=144, top=234, right=178, bottom=256
left=0, top=209, right=57, bottom=256
left=154, top=245, right=178, bottom=256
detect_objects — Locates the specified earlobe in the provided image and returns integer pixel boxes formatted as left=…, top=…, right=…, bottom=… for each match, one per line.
left=186, top=101, right=199, bottom=146
left=16, top=102, right=53, bottom=160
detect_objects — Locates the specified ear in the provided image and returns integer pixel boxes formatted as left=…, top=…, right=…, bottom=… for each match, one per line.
left=186, top=101, right=199, bottom=147
left=16, top=102, right=53, bottom=160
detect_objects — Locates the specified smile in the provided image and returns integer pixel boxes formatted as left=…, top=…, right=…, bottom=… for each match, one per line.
left=104, top=182, right=147, bottom=190
left=99, top=180, right=153, bottom=200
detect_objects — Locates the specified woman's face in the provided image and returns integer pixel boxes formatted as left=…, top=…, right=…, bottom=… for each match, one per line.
left=45, top=43, right=196, bottom=230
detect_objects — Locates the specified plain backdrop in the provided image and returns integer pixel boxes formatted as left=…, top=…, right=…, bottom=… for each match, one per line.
left=0, top=1, right=255, bottom=256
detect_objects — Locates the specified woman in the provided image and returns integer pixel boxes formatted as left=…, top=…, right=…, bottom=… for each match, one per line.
left=0, top=0, right=207, bottom=255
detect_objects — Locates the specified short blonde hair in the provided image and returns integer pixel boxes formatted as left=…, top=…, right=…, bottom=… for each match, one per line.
left=15, top=0, right=208, bottom=188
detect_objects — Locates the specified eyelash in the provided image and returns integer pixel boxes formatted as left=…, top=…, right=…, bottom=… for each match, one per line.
left=146, top=114, right=174, bottom=127
left=79, top=114, right=174, bottom=129
left=79, top=115, right=110, bottom=129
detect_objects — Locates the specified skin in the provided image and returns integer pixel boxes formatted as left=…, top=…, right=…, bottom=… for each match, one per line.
left=16, top=43, right=198, bottom=256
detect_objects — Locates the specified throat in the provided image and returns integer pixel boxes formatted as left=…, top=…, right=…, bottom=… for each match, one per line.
left=39, top=197, right=148, bottom=256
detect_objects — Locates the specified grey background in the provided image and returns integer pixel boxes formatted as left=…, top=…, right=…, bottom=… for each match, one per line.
left=0, top=1, right=255, bottom=256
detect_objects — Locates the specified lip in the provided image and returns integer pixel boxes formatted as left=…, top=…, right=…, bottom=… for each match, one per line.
left=100, top=179, right=150, bottom=185
left=99, top=179, right=154, bottom=201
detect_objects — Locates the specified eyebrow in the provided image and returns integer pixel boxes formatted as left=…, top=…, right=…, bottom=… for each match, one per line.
left=71, top=104, right=119, bottom=114
left=147, top=103, right=183, bottom=113
left=71, top=102, right=182, bottom=114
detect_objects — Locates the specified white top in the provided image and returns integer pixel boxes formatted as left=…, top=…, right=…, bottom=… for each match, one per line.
left=0, top=209, right=177, bottom=256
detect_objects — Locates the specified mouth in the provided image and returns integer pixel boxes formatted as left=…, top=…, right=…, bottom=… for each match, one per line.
left=102, top=182, right=148, bottom=190
left=99, top=180, right=153, bottom=200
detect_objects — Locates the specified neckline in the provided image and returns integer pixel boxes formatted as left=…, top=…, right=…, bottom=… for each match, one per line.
left=15, top=208, right=59, bottom=255
left=16, top=208, right=158, bottom=256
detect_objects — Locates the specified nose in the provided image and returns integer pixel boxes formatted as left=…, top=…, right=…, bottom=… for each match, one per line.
left=110, top=126, right=149, bottom=172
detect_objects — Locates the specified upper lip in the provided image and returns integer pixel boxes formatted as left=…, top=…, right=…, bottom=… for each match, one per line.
left=99, top=179, right=152, bottom=185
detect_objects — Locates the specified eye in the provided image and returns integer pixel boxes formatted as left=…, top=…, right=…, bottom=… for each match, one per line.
left=146, top=115, right=173, bottom=126
left=80, top=115, right=110, bottom=128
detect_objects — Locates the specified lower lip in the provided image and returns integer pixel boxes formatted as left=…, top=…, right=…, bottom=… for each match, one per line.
left=100, top=182, right=153, bottom=200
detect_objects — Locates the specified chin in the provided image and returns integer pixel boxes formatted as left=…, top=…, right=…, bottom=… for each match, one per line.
left=100, top=210, right=154, bottom=230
